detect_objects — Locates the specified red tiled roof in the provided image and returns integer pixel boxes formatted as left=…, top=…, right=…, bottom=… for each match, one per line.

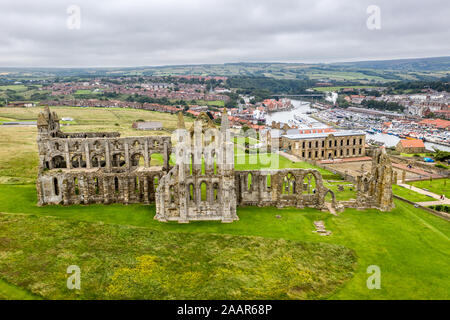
left=399, top=139, right=425, bottom=148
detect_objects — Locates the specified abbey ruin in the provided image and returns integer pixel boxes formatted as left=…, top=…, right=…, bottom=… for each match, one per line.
left=36, top=107, right=394, bottom=223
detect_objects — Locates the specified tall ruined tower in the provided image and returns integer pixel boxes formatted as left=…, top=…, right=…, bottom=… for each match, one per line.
left=155, top=109, right=238, bottom=223
left=356, top=147, right=394, bottom=211
left=37, top=106, right=60, bottom=140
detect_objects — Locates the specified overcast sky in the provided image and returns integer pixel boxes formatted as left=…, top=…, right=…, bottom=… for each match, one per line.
left=0, top=0, right=449, bottom=67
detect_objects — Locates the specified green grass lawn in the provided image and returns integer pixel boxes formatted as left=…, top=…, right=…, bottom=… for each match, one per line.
left=407, top=178, right=450, bottom=198
left=0, top=212, right=356, bottom=300
left=234, top=150, right=341, bottom=180
left=0, top=184, right=448, bottom=300
left=194, top=100, right=225, bottom=107
left=392, top=184, right=435, bottom=202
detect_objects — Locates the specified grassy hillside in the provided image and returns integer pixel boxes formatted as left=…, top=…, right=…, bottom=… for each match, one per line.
left=1, top=57, right=449, bottom=81
left=0, top=212, right=356, bottom=300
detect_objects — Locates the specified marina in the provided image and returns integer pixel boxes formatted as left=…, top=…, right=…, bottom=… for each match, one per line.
left=265, top=100, right=450, bottom=152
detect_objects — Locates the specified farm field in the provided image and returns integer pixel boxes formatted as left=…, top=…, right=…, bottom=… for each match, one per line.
left=313, top=85, right=378, bottom=92
left=0, top=106, right=448, bottom=300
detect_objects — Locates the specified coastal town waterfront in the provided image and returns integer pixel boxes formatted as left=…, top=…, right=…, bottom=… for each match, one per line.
left=266, top=99, right=450, bottom=152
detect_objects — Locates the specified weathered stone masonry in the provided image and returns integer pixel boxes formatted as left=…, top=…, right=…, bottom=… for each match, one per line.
left=36, top=107, right=171, bottom=206
left=37, top=107, right=394, bottom=223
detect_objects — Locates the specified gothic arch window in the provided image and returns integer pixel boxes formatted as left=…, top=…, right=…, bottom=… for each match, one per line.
left=303, top=173, right=316, bottom=195
left=200, top=182, right=207, bottom=202
left=135, top=177, right=140, bottom=194
left=112, top=154, right=125, bottom=167
left=189, top=183, right=195, bottom=202
left=266, top=174, right=271, bottom=189
left=114, top=177, right=119, bottom=193
left=247, top=173, right=252, bottom=191
left=153, top=176, right=159, bottom=193
left=150, top=153, right=163, bottom=166
left=51, top=155, right=66, bottom=169
left=74, top=177, right=79, bottom=195
left=94, top=177, right=100, bottom=195
left=131, top=153, right=144, bottom=167
left=71, top=155, right=80, bottom=168
left=213, top=183, right=219, bottom=201
left=91, top=155, right=105, bottom=168
left=53, top=177, right=59, bottom=196
left=282, top=173, right=296, bottom=195
left=169, top=186, right=175, bottom=203
left=189, top=153, right=194, bottom=175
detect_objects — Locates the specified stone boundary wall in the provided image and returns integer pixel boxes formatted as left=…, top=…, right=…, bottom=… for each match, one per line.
left=390, top=155, right=449, bottom=177
left=304, top=159, right=357, bottom=183
left=234, top=169, right=333, bottom=210
left=393, top=195, right=450, bottom=221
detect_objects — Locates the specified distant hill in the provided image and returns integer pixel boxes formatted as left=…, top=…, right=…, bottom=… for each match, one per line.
left=0, top=56, right=449, bottom=82
left=333, top=56, right=450, bottom=71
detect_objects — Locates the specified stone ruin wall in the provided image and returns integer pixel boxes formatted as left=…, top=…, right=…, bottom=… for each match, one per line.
left=36, top=107, right=395, bottom=222
left=154, top=111, right=238, bottom=223
left=235, top=169, right=334, bottom=210
left=36, top=107, right=172, bottom=206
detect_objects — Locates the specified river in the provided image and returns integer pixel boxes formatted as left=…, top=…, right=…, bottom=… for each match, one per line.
left=265, top=99, right=450, bottom=152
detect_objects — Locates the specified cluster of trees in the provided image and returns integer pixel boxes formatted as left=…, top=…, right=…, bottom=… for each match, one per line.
left=125, top=94, right=190, bottom=106
left=433, top=149, right=450, bottom=162
left=361, top=100, right=404, bottom=112
left=227, top=77, right=314, bottom=102
left=389, top=80, right=450, bottom=93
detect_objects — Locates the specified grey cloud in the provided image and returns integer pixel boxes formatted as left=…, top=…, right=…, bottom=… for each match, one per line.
left=0, top=0, right=448, bottom=67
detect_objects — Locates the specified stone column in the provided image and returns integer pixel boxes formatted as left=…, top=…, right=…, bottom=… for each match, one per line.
left=65, top=141, right=71, bottom=169
left=62, top=178, right=69, bottom=205
left=85, top=143, right=91, bottom=169
left=81, top=175, right=89, bottom=204
left=144, top=139, right=149, bottom=167
left=163, top=142, right=169, bottom=171
left=125, top=141, right=130, bottom=170
left=105, top=141, right=111, bottom=170
left=103, top=177, right=110, bottom=204
left=143, top=176, right=149, bottom=204
left=123, top=177, right=129, bottom=204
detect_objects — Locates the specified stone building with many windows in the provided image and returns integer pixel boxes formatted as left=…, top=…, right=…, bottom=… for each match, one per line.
left=281, top=131, right=366, bottom=160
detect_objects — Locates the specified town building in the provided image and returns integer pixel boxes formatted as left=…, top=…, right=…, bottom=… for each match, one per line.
left=281, top=130, right=366, bottom=160
left=396, top=139, right=426, bottom=154
left=132, top=121, right=163, bottom=131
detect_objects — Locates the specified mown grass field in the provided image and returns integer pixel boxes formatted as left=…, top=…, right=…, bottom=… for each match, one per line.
left=407, top=178, right=449, bottom=199
left=0, top=106, right=449, bottom=300
left=391, top=184, right=435, bottom=202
